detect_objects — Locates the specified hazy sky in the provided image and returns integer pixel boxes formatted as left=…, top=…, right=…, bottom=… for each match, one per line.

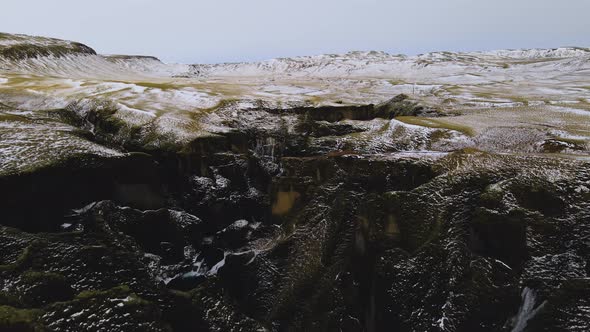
left=1, top=0, right=589, bottom=64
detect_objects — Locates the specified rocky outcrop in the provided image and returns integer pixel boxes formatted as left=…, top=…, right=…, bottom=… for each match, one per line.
left=0, top=33, right=95, bottom=60
left=1, top=98, right=588, bottom=332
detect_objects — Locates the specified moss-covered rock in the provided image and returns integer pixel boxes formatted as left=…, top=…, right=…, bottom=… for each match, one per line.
left=15, top=271, right=74, bottom=307
left=0, top=42, right=95, bottom=61
left=42, top=285, right=171, bottom=332
left=0, top=306, right=44, bottom=332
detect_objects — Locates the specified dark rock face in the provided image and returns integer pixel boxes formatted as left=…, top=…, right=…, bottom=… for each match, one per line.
left=0, top=34, right=96, bottom=60
left=259, top=94, right=440, bottom=123
left=0, top=100, right=589, bottom=332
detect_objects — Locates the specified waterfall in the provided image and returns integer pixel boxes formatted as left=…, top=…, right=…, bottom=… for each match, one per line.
left=510, top=287, right=547, bottom=332
left=254, top=136, right=278, bottom=161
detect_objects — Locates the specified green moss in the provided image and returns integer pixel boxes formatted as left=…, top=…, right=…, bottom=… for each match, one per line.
left=42, top=108, right=85, bottom=127
left=445, top=85, right=463, bottom=94
left=442, top=97, right=458, bottom=105
left=375, top=121, right=391, bottom=134
left=124, top=294, right=151, bottom=306
left=396, top=116, right=475, bottom=136
left=0, top=43, right=95, bottom=61
left=0, top=113, right=30, bottom=122
left=76, top=287, right=149, bottom=306
left=388, top=79, right=406, bottom=86
left=0, top=101, right=16, bottom=110
left=17, top=271, right=74, bottom=306
left=509, top=58, right=560, bottom=65
left=76, top=285, right=131, bottom=300
left=510, top=96, right=529, bottom=106
left=21, top=271, right=65, bottom=284
left=429, top=129, right=452, bottom=143
left=0, top=241, right=42, bottom=272
left=0, top=306, right=44, bottom=332
left=133, top=81, right=187, bottom=90
left=0, top=293, right=21, bottom=307
left=472, top=91, right=498, bottom=100
left=479, top=182, right=507, bottom=208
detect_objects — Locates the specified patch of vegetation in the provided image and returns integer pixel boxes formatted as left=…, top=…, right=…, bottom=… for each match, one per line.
left=510, top=96, right=529, bottom=106
left=388, top=79, right=406, bottom=86
left=444, top=85, right=463, bottom=94
left=509, top=58, right=561, bottom=65
left=133, top=81, right=186, bottom=90
left=76, top=285, right=132, bottom=300
left=61, top=99, right=142, bottom=148
left=0, top=101, right=16, bottom=110
left=396, top=116, right=475, bottom=136
left=105, top=55, right=160, bottom=61
left=429, top=129, right=452, bottom=143
left=442, top=97, right=458, bottom=105
left=21, top=271, right=64, bottom=284
left=0, top=112, right=29, bottom=122
left=552, top=136, right=587, bottom=146
left=374, top=94, right=441, bottom=118
left=542, top=136, right=587, bottom=153
left=0, top=241, right=43, bottom=272
left=18, top=271, right=74, bottom=306
left=43, top=285, right=168, bottom=331
left=0, top=293, right=21, bottom=307
left=473, top=91, right=497, bottom=100
left=0, top=306, right=45, bottom=332
left=0, top=43, right=96, bottom=61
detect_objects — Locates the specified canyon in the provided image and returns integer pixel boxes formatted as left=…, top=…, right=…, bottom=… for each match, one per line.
left=0, top=33, right=589, bottom=331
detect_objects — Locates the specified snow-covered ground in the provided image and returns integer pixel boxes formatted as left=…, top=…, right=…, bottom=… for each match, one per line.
left=2, top=33, right=589, bottom=110
left=0, top=32, right=589, bottom=174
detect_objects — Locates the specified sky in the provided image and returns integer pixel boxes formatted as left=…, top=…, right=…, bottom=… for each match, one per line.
left=1, top=0, right=589, bottom=64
